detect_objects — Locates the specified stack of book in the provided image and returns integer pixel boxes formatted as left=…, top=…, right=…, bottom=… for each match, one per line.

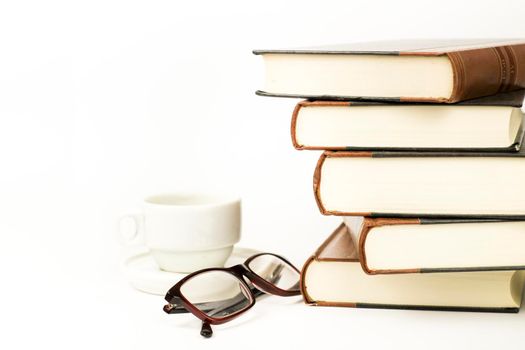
left=255, top=39, right=525, bottom=313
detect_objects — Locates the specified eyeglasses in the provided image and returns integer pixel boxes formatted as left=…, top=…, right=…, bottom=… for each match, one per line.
left=163, top=252, right=301, bottom=338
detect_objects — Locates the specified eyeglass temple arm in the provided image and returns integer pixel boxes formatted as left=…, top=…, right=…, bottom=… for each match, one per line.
left=200, top=321, right=213, bottom=338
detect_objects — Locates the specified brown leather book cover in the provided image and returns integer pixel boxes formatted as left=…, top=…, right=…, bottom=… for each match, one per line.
left=291, top=90, right=525, bottom=152
left=255, top=39, right=525, bottom=103
left=300, top=223, right=522, bottom=313
left=354, top=217, right=525, bottom=274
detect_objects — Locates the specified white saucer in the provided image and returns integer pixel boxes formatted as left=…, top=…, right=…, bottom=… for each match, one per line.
left=122, top=246, right=261, bottom=295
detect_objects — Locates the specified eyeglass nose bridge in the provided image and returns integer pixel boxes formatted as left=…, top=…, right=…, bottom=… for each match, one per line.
left=228, top=263, right=253, bottom=277
left=227, top=263, right=269, bottom=291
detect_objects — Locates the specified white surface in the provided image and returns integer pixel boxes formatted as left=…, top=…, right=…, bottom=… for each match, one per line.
left=123, top=246, right=260, bottom=295
left=1, top=0, right=525, bottom=349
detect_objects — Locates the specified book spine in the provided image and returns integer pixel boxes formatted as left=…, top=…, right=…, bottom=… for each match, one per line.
left=446, top=44, right=525, bottom=103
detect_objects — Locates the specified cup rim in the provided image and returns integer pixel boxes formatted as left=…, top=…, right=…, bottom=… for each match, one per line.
left=143, top=192, right=241, bottom=208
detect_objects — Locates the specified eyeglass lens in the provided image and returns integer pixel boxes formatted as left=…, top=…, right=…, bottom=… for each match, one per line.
left=247, top=254, right=300, bottom=291
left=180, top=270, right=253, bottom=319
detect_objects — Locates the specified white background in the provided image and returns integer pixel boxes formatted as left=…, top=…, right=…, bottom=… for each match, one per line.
left=1, top=0, right=525, bottom=349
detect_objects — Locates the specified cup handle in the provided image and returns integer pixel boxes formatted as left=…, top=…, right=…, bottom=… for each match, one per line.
left=118, top=213, right=145, bottom=246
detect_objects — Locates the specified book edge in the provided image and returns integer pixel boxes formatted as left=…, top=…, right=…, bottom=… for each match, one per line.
left=254, top=39, right=525, bottom=56
left=309, top=302, right=519, bottom=314
left=359, top=218, right=421, bottom=275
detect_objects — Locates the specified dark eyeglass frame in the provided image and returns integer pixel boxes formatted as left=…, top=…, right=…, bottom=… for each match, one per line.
left=163, top=252, right=301, bottom=337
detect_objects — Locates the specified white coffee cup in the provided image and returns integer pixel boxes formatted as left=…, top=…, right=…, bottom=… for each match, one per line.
left=119, top=193, right=241, bottom=273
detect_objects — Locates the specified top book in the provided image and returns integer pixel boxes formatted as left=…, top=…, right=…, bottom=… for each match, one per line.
left=254, top=39, right=525, bottom=103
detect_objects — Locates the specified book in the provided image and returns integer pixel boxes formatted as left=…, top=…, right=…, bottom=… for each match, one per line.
left=313, top=148, right=525, bottom=218
left=254, top=39, right=525, bottom=103
left=343, top=216, right=525, bottom=274
left=291, top=90, right=525, bottom=152
left=300, top=223, right=525, bottom=313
